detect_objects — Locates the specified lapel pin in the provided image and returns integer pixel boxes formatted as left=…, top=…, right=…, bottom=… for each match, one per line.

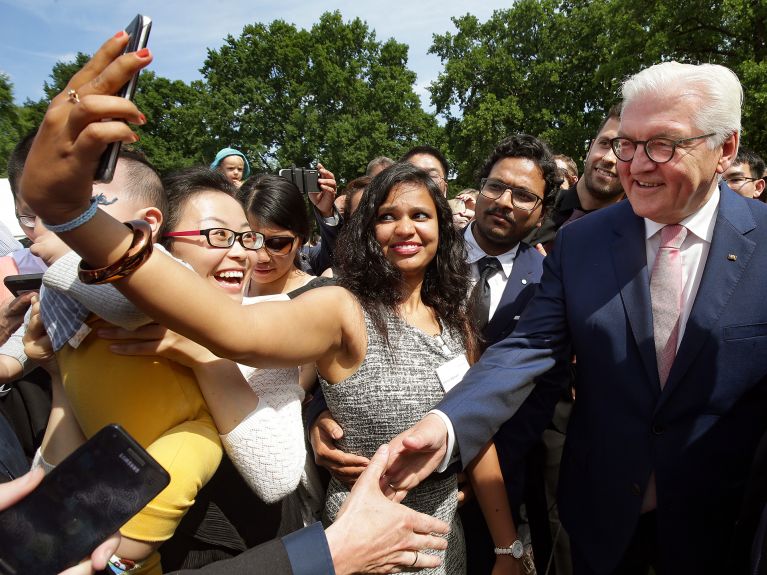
left=727, top=254, right=737, bottom=261
left=521, top=279, right=527, bottom=285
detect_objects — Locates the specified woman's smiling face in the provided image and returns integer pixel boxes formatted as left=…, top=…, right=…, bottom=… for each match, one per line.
left=168, top=190, right=253, bottom=301
left=374, top=182, right=439, bottom=280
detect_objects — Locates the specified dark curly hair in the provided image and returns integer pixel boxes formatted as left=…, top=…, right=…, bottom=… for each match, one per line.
left=477, top=134, right=563, bottom=214
left=336, top=163, right=477, bottom=357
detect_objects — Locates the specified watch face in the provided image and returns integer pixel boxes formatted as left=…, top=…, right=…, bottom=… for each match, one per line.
left=511, top=540, right=524, bottom=559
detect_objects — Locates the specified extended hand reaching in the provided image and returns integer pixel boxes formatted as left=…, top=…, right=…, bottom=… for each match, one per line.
left=383, top=413, right=450, bottom=500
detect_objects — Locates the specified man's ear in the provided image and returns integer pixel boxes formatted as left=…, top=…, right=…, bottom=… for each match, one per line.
left=134, top=207, right=164, bottom=240
left=716, top=132, right=740, bottom=174
left=754, top=178, right=766, bottom=199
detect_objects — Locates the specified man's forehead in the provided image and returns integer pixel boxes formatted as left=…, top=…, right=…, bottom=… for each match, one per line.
left=619, top=92, right=700, bottom=136
left=595, top=117, right=620, bottom=139
left=724, top=161, right=751, bottom=176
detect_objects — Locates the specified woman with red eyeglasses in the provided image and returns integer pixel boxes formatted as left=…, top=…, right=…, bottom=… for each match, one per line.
left=106, top=172, right=328, bottom=538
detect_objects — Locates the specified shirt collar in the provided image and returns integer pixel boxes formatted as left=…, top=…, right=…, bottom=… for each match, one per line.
left=644, top=184, right=719, bottom=244
left=464, top=222, right=519, bottom=276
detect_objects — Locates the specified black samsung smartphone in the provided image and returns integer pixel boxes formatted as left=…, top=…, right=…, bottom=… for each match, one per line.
left=94, top=14, right=152, bottom=183
left=278, top=167, right=320, bottom=194
left=3, top=273, right=43, bottom=297
left=0, top=424, right=169, bottom=575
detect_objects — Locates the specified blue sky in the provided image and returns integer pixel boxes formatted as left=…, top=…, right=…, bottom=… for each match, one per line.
left=0, top=0, right=504, bottom=113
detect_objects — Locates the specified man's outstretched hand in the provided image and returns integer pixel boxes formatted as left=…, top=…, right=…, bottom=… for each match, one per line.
left=383, top=413, right=450, bottom=499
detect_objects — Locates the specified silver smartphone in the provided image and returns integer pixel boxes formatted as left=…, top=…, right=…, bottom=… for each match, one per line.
left=94, top=14, right=152, bottom=183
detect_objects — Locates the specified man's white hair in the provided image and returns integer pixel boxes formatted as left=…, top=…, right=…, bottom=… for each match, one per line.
left=621, top=61, right=742, bottom=148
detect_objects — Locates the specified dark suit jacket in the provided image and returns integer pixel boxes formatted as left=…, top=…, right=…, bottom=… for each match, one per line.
left=300, top=209, right=340, bottom=276
left=174, top=521, right=332, bottom=575
left=439, top=184, right=767, bottom=574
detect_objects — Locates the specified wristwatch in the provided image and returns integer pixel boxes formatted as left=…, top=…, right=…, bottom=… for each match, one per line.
left=494, top=539, right=524, bottom=559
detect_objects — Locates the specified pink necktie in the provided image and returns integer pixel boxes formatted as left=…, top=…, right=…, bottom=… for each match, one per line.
left=643, top=224, right=687, bottom=513
left=650, top=224, right=687, bottom=388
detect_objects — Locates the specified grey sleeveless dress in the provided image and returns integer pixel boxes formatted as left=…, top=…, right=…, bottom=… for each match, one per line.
left=320, top=309, right=466, bottom=575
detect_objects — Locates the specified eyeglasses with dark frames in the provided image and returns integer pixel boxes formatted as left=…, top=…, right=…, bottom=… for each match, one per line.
left=479, top=178, right=543, bottom=212
left=723, top=175, right=760, bottom=190
left=610, top=133, right=715, bottom=164
left=163, top=228, right=264, bottom=251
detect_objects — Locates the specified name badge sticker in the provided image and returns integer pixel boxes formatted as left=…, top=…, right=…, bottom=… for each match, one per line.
left=436, top=354, right=471, bottom=393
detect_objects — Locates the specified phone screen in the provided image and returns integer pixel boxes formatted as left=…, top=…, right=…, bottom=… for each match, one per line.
left=0, top=424, right=169, bottom=575
left=94, top=14, right=152, bottom=183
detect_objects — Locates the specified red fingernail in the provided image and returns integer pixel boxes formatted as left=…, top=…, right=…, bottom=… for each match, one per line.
left=131, top=133, right=140, bottom=143
left=136, top=48, right=150, bottom=58
left=114, top=30, right=126, bottom=38
left=138, top=113, right=147, bottom=125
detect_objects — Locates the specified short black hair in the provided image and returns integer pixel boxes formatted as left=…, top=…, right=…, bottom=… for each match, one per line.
left=735, top=147, right=765, bottom=180
left=7, top=129, right=38, bottom=199
left=119, top=148, right=167, bottom=220
left=400, top=145, right=449, bottom=179
left=597, top=102, right=622, bottom=135
left=477, top=134, right=563, bottom=213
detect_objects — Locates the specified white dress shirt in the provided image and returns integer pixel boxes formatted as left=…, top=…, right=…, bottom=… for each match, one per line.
left=644, top=186, right=719, bottom=347
left=431, top=223, right=521, bottom=471
left=464, top=222, right=520, bottom=322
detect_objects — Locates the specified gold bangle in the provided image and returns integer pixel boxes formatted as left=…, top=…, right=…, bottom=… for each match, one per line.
left=78, top=220, right=153, bottom=285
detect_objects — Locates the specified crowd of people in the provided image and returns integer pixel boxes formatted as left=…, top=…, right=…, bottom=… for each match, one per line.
left=1, top=27, right=767, bottom=575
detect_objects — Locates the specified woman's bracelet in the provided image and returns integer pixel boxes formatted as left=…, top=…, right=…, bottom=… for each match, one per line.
left=42, top=193, right=118, bottom=233
left=78, top=220, right=153, bottom=285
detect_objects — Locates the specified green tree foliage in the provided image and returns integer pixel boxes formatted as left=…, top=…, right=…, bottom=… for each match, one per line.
left=0, top=73, right=22, bottom=177
left=430, top=0, right=767, bottom=187
left=133, top=73, right=209, bottom=173
left=200, top=11, right=442, bottom=180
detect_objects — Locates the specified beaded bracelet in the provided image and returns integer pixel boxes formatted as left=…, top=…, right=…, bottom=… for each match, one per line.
left=78, top=220, right=153, bottom=285
left=43, top=193, right=118, bottom=233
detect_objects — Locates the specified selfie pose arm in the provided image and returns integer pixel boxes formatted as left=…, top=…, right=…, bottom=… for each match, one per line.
left=22, top=35, right=360, bottom=372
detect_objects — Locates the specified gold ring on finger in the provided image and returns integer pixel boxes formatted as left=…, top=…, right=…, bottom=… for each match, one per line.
left=67, top=89, right=80, bottom=104
left=410, top=550, right=419, bottom=567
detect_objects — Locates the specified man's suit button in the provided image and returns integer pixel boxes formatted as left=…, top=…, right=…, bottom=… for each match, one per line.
left=652, top=423, right=665, bottom=435
left=631, top=483, right=642, bottom=496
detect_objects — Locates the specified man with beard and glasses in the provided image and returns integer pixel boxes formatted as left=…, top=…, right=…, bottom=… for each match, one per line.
left=528, top=105, right=624, bottom=251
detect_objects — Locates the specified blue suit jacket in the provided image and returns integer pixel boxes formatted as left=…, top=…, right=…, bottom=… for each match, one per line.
left=439, top=184, right=767, bottom=573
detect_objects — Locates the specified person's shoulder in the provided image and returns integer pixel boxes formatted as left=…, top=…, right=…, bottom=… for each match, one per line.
left=560, top=198, right=634, bottom=238
left=516, top=241, right=545, bottom=264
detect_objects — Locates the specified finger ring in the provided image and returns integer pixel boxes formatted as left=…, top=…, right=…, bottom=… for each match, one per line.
left=410, top=550, right=419, bottom=567
left=67, top=89, right=80, bottom=104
